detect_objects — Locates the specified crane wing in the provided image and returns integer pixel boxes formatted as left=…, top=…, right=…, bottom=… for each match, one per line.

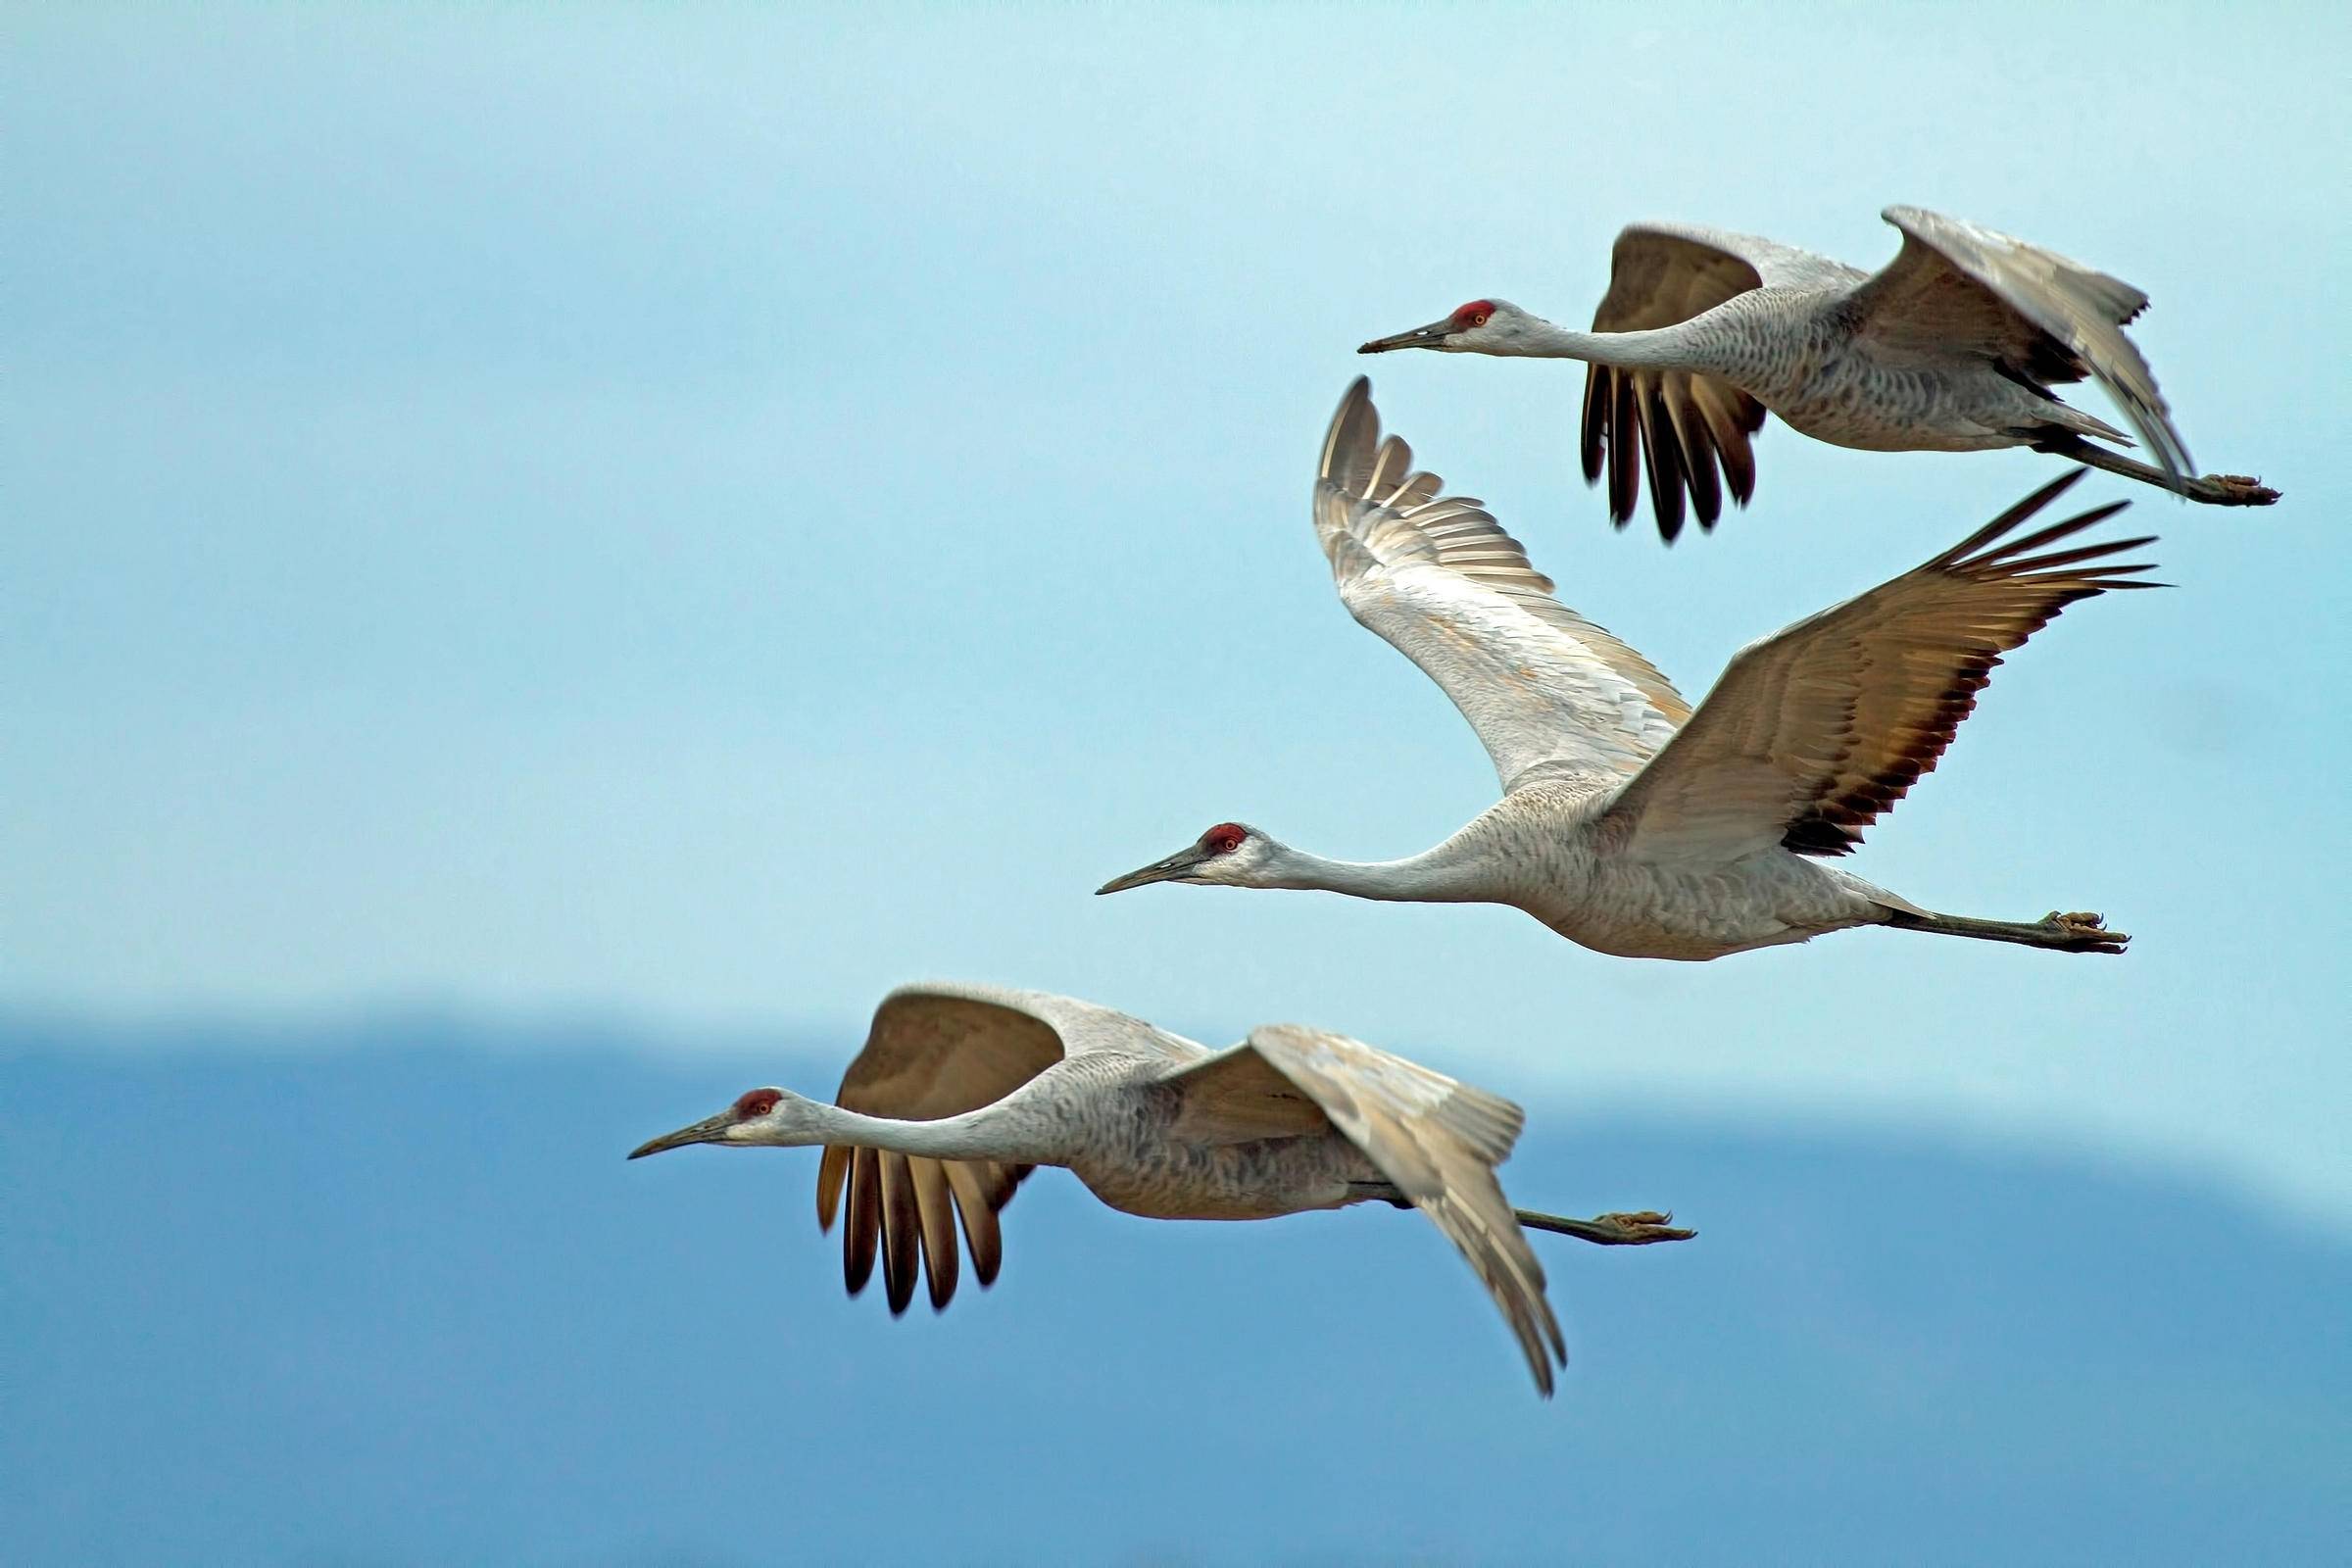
left=1163, top=1024, right=1565, bottom=1396
left=1599, top=473, right=2159, bottom=859
left=1319, top=377, right=1689, bottom=794
left=815, top=983, right=1108, bottom=1315
left=1851, top=206, right=2187, bottom=478
left=1583, top=222, right=1852, bottom=540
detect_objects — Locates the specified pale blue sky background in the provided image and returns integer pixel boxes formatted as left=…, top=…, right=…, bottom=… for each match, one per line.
left=11, top=3, right=2346, bottom=1216
left=5, top=7, right=2350, bottom=1556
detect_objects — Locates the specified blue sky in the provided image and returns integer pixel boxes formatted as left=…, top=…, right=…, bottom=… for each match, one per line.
left=5, top=6, right=2349, bottom=1555
left=11, top=2, right=2346, bottom=1220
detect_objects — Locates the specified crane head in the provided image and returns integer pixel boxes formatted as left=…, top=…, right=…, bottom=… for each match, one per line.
left=1358, top=298, right=1523, bottom=354
left=1096, top=821, right=1277, bottom=894
left=628, top=1086, right=805, bottom=1158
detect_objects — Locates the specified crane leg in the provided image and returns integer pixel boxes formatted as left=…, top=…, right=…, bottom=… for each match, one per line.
left=2037, top=434, right=2279, bottom=506
left=1355, top=1185, right=1694, bottom=1245
left=1883, top=906, right=2127, bottom=954
left=1513, top=1208, right=1695, bottom=1246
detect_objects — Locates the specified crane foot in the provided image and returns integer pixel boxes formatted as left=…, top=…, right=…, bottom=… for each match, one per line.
left=1587, top=1211, right=1696, bottom=1244
left=2194, top=472, right=2280, bottom=506
left=2043, top=910, right=2128, bottom=951
left=1514, top=1206, right=1696, bottom=1245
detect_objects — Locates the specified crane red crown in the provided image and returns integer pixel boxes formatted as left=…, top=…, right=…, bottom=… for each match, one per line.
left=1204, top=823, right=1248, bottom=855
left=1451, top=300, right=1495, bottom=327
left=732, top=1088, right=783, bottom=1119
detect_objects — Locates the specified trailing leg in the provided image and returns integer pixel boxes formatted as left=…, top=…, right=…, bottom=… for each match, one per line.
left=1514, top=1208, right=1695, bottom=1246
left=2039, top=433, right=2278, bottom=506
left=1883, top=906, right=2128, bottom=954
left=1356, top=1184, right=1695, bottom=1245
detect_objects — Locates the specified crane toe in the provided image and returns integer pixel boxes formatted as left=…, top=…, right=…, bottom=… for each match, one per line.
left=2043, top=911, right=2129, bottom=953
left=1591, top=1211, right=1697, bottom=1244
left=2205, top=473, right=2281, bottom=506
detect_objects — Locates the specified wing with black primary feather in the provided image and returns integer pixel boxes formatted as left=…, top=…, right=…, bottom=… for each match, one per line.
left=1582, top=223, right=1852, bottom=539
left=1604, top=471, right=2161, bottom=859
left=814, top=985, right=1073, bottom=1313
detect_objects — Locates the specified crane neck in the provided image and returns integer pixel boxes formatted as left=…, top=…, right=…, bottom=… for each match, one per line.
left=1249, top=837, right=1495, bottom=904
left=778, top=1095, right=1070, bottom=1165
left=1506, top=316, right=1710, bottom=370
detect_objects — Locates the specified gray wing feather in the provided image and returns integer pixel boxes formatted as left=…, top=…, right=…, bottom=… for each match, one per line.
left=1175, top=1024, right=1567, bottom=1396
left=1603, top=473, right=2160, bottom=858
left=1582, top=224, right=1859, bottom=538
left=1857, top=206, right=2185, bottom=475
left=817, top=983, right=1130, bottom=1314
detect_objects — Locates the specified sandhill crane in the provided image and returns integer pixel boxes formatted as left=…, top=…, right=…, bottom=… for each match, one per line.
left=1099, top=378, right=2156, bottom=962
left=1358, top=206, right=2279, bottom=541
left=627, top=980, right=1693, bottom=1396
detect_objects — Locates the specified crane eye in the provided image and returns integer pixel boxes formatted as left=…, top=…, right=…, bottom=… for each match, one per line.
left=1469, top=312, right=1490, bottom=327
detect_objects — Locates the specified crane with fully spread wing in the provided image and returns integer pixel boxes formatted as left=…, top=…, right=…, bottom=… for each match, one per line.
left=1359, top=206, right=2278, bottom=540
left=1100, top=378, right=2156, bottom=961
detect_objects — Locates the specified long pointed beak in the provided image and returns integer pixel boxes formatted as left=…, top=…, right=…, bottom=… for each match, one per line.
left=1096, top=847, right=1209, bottom=896
left=627, top=1112, right=732, bottom=1160
left=1357, top=319, right=1451, bottom=354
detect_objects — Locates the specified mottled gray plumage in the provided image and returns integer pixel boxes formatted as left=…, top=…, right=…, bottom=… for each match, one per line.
left=1100, top=380, right=2157, bottom=959
left=1359, top=206, right=2278, bottom=539
left=630, top=981, right=1695, bottom=1396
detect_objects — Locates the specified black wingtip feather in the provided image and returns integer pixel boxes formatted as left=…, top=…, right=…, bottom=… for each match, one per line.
left=1675, top=399, right=1725, bottom=526
left=1608, top=371, right=1640, bottom=524
left=1578, top=367, right=1605, bottom=483
left=878, top=1154, right=920, bottom=1317
left=1639, top=383, right=1689, bottom=544
left=2001, top=538, right=2161, bottom=577
left=1974, top=500, right=2133, bottom=563
left=1997, top=467, right=2092, bottom=522
left=843, top=1148, right=880, bottom=1297
left=1930, top=472, right=2098, bottom=567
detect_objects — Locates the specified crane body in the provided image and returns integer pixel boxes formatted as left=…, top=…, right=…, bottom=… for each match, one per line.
left=1100, top=379, right=2155, bottom=961
left=630, top=981, right=1692, bottom=1396
left=1360, top=206, right=2278, bottom=539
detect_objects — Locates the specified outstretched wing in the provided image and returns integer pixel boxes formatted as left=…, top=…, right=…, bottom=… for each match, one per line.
left=1603, top=472, right=2160, bottom=858
left=815, top=983, right=1098, bottom=1315
left=1163, top=1023, right=1566, bottom=1396
left=1318, top=377, right=1689, bottom=793
left=1851, top=206, right=2185, bottom=477
left=1583, top=222, right=1855, bottom=540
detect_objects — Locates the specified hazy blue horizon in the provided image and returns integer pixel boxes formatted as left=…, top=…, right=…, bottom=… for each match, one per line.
left=7, top=1018, right=2349, bottom=1565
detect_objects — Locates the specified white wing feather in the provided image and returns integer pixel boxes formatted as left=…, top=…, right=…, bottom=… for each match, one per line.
left=1319, top=378, right=1689, bottom=792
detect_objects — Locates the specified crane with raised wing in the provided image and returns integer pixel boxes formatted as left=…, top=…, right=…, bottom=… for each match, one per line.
left=1100, top=378, right=2156, bottom=961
